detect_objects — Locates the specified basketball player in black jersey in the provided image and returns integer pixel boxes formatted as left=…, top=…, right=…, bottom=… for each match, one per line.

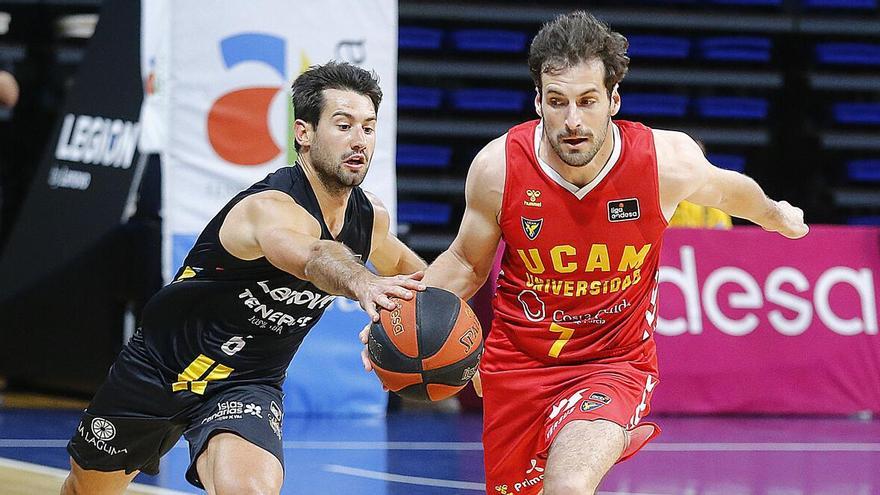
left=61, top=62, right=427, bottom=495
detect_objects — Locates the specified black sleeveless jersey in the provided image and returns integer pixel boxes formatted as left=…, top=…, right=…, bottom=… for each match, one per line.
left=139, top=164, right=374, bottom=391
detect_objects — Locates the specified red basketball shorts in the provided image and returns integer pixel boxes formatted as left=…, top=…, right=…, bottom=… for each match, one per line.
left=480, top=351, right=660, bottom=495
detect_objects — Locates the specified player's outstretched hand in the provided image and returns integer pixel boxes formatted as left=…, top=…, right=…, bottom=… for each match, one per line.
left=765, top=200, right=809, bottom=239
left=354, top=271, right=426, bottom=322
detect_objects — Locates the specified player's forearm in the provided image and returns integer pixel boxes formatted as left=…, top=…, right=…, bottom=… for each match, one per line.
left=303, top=240, right=375, bottom=300
left=397, top=249, right=428, bottom=275
left=717, top=174, right=783, bottom=228
left=424, top=249, right=488, bottom=301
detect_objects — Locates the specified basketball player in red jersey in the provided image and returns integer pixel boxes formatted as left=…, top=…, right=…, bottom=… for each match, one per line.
left=363, top=10, right=808, bottom=495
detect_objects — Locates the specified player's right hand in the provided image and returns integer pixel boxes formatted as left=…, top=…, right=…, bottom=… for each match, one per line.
left=766, top=200, right=809, bottom=239
left=354, top=271, right=426, bottom=322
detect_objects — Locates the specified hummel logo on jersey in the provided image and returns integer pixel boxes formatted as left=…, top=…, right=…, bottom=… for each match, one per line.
left=524, top=189, right=542, bottom=207
left=521, top=217, right=543, bottom=240
left=608, top=198, right=640, bottom=222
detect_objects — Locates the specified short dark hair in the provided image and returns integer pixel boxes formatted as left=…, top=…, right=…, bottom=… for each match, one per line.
left=291, top=61, right=382, bottom=150
left=528, top=11, right=629, bottom=97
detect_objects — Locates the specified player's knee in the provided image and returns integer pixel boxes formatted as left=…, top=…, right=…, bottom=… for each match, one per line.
left=542, top=473, right=594, bottom=495
left=211, top=471, right=282, bottom=495
left=61, top=460, right=93, bottom=495
left=60, top=474, right=81, bottom=495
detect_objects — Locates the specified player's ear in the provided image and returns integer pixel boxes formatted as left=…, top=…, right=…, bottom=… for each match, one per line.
left=294, top=119, right=313, bottom=149
left=533, top=87, right=543, bottom=118
left=609, top=84, right=621, bottom=117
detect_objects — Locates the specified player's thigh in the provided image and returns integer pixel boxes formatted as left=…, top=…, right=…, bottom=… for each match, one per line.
left=196, top=432, right=283, bottom=495
left=543, top=419, right=627, bottom=494
left=61, top=456, right=138, bottom=495
left=186, top=385, right=285, bottom=492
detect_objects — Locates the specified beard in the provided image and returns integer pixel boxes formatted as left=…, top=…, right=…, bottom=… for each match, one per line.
left=546, top=117, right=610, bottom=167
left=309, top=141, right=370, bottom=195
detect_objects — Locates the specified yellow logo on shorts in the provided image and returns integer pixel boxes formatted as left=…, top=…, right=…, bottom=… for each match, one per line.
left=580, top=399, right=605, bottom=413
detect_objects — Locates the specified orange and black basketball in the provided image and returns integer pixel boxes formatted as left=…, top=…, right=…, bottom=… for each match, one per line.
left=368, top=287, right=483, bottom=402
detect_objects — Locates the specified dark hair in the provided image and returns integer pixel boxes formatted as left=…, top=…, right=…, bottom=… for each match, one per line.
left=528, top=11, right=629, bottom=97
left=291, top=61, right=382, bottom=151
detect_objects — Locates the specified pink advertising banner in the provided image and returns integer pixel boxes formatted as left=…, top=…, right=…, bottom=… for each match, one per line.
left=652, top=226, right=880, bottom=414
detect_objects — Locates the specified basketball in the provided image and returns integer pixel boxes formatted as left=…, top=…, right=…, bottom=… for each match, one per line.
left=367, top=287, right=483, bottom=401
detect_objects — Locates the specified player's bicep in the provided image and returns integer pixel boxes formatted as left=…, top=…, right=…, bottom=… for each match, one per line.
left=447, top=200, right=501, bottom=281
left=221, top=191, right=322, bottom=277
left=447, top=153, right=503, bottom=281
left=658, top=130, right=723, bottom=209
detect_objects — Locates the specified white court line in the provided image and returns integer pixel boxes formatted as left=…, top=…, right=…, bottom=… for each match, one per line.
left=324, top=464, right=670, bottom=495
left=324, top=464, right=485, bottom=491
left=645, top=443, right=880, bottom=452
left=284, top=440, right=484, bottom=450
left=0, top=457, right=192, bottom=495
left=3, top=439, right=880, bottom=452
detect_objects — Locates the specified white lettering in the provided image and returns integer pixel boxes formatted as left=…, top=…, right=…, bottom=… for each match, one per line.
left=657, top=246, right=702, bottom=336
left=765, top=267, right=812, bottom=336
left=815, top=268, right=878, bottom=336
left=47, top=166, right=91, bottom=190
left=54, top=114, right=140, bottom=168
left=55, top=114, right=76, bottom=160
left=702, top=267, right=761, bottom=337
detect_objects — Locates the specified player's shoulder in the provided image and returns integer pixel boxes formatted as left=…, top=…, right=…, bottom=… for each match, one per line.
left=237, top=189, right=300, bottom=216
left=233, top=189, right=320, bottom=234
left=469, top=133, right=507, bottom=181
left=651, top=128, right=709, bottom=192
left=363, top=190, right=391, bottom=231
left=651, top=128, right=702, bottom=157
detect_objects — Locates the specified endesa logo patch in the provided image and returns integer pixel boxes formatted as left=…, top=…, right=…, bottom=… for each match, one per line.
left=608, top=198, right=640, bottom=222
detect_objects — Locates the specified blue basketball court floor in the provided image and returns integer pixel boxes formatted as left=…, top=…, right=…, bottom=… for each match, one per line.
left=0, top=407, right=878, bottom=494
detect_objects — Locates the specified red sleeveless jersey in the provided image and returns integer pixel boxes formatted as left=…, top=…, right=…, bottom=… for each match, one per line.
left=487, top=119, right=667, bottom=370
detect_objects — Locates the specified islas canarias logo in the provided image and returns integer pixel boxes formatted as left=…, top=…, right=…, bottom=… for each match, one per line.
left=207, top=33, right=309, bottom=166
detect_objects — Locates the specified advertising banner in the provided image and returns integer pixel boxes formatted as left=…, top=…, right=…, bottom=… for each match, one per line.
left=653, top=226, right=880, bottom=414
left=163, top=1, right=397, bottom=414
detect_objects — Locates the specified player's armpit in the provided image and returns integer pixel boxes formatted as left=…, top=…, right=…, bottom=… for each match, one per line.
left=365, top=191, right=427, bottom=276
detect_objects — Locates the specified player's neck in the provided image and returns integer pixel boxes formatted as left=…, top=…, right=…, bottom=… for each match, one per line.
left=539, top=121, right=615, bottom=188
left=297, top=157, right=352, bottom=234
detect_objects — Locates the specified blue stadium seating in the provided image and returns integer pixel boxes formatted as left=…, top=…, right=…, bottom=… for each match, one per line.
left=397, top=145, right=453, bottom=169
left=700, top=37, right=772, bottom=62
left=847, top=216, right=880, bottom=225
left=620, top=93, right=689, bottom=117
left=707, top=153, right=747, bottom=173
left=833, top=103, right=880, bottom=125
left=398, top=86, right=443, bottom=110
left=451, top=29, right=527, bottom=53
left=697, top=96, right=769, bottom=120
left=397, top=202, right=452, bottom=225
left=708, top=0, right=782, bottom=6
left=816, top=43, right=880, bottom=66
left=627, top=35, right=691, bottom=59
left=398, top=27, right=444, bottom=51
left=451, top=88, right=526, bottom=112
left=846, top=159, right=880, bottom=182
left=804, top=0, right=877, bottom=9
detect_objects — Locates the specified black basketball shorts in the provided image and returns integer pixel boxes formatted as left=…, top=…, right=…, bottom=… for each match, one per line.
left=67, top=334, right=285, bottom=488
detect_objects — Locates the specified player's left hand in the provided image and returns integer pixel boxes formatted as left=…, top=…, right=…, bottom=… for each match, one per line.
left=766, top=200, right=809, bottom=239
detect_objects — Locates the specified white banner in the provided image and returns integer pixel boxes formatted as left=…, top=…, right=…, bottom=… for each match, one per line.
left=138, top=0, right=169, bottom=153
left=158, top=1, right=397, bottom=415
left=162, top=0, right=397, bottom=282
